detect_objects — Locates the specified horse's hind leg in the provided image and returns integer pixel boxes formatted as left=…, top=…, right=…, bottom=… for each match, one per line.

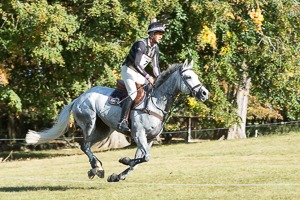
left=81, top=139, right=105, bottom=179
left=75, top=109, right=104, bottom=179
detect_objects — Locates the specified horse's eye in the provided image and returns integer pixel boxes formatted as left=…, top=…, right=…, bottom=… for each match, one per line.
left=185, top=75, right=192, bottom=79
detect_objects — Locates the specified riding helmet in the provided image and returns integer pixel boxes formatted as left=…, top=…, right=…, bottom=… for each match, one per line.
left=147, top=22, right=165, bottom=34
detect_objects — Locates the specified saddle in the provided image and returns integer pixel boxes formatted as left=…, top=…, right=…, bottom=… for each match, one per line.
left=109, top=80, right=146, bottom=108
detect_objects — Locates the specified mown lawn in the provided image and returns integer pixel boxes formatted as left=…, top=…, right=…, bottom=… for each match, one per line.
left=1, top=133, right=300, bottom=200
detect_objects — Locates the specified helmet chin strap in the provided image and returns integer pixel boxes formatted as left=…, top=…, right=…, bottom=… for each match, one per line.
left=149, top=35, right=157, bottom=46
left=149, top=33, right=154, bottom=39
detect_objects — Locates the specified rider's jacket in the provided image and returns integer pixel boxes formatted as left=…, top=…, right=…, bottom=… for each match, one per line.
left=123, top=37, right=160, bottom=78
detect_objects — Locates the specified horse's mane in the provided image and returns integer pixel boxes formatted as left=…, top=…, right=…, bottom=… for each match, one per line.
left=154, top=63, right=182, bottom=88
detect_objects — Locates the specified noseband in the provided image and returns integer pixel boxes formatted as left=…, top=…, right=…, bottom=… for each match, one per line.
left=179, top=68, right=203, bottom=97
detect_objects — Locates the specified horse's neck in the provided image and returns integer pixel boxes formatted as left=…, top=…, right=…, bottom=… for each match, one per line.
left=150, top=72, right=179, bottom=113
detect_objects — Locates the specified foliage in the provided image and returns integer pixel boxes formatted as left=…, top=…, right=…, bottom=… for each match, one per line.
left=0, top=0, right=300, bottom=139
left=0, top=64, right=9, bottom=86
left=247, top=95, right=283, bottom=121
left=163, top=0, right=300, bottom=128
left=0, top=87, right=22, bottom=115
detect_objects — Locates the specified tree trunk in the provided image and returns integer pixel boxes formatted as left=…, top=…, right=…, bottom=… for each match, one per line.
left=8, top=114, right=16, bottom=142
left=227, top=72, right=251, bottom=139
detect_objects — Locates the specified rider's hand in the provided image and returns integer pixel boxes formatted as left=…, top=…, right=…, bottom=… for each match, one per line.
left=148, top=77, right=155, bottom=85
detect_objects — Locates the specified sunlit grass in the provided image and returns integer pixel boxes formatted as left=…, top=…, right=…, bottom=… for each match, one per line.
left=1, top=133, right=300, bottom=199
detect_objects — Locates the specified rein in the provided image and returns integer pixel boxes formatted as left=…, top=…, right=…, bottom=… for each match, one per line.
left=139, top=84, right=166, bottom=122
left=139, top=66, right=180, bottom=121
left=140, top=65, right=200, bottom=122
left=141, top=89, right=182, bottom=122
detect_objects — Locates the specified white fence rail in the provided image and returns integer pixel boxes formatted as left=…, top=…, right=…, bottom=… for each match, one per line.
left=1, top=121, right=300, bottom=142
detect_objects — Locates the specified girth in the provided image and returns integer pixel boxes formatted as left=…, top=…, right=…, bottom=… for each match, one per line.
left=139, top=108, right=164, bottom=121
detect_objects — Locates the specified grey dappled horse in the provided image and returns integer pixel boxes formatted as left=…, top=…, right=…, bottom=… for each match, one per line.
left=26, top=60, right=209, bottom=182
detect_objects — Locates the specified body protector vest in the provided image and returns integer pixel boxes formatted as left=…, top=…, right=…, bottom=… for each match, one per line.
left=123, top=38, right=160, bottom=78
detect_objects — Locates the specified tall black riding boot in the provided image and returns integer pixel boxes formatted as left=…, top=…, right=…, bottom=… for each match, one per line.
left=118, top=97, right=133, bottom=133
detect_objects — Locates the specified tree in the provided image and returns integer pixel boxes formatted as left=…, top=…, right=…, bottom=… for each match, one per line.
left=1, top=0, right=299, bottom=142
left=163, top=0, right=300, bottom=138
left=0, top=0, right=181, bottom=140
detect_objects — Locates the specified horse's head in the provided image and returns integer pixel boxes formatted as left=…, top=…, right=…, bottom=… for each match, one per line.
left=179, top=59, right=209, bottom=102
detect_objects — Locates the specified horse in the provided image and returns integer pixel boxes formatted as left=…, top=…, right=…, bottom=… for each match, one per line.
left=25, top=59, right=209, bottom=182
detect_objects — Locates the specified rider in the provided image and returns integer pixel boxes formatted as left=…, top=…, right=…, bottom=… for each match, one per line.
left=117, top=21, right=165, bottom=133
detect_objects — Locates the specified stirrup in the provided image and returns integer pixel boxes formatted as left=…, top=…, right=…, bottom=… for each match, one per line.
left=118, top=120, right=131, bottom=132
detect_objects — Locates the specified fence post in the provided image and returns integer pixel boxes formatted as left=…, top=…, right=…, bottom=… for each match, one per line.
left=186, top=117, right=191, bottom=143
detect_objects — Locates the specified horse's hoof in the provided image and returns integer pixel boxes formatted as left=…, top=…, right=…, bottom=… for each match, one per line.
left=107, top=173, right=120, bottom=182
left=96, top=169, right=105, bottom=178
left=119, top=157, right=131, bottom=165
left=88, top=169, right=96, bottom=179
left=88, top=168, right=105, bottom=179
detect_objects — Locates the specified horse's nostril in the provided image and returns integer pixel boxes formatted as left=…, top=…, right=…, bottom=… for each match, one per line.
left=202, top=91, right=207, bottom=96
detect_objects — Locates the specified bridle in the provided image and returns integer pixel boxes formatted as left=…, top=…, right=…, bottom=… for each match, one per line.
left=179, top=68, right=203, bottom=98
left=141, top=65, right=205, bottom=122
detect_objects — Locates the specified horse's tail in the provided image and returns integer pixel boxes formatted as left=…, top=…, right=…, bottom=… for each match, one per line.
left=25, top=99, right=77, bottom=145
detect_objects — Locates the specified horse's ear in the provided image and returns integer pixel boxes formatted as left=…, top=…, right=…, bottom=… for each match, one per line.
left=183, top=59, right=188, bottom=69
left=188, top=60, right=194, bottom=69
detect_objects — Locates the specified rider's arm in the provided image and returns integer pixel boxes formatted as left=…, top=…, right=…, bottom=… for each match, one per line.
left=152, top=46, right=160, bottom=77
left=133, top=41, right=151, bottom=79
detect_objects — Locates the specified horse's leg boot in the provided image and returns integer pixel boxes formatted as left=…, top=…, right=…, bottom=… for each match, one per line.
left=118, top=97, right=133, bottom=133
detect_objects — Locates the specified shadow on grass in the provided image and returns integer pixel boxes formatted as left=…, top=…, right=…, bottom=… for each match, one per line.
left=0, top=185, right=100, bottom=192
left=0, top=151, right=77, bottom=162
left=0, top=140, right=190, bottom=162
left=1, top=140, right=190, bottom=162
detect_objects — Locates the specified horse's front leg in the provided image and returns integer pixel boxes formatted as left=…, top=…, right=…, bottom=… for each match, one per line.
left=118, top=140, right=153, bottom=180
left=107, top=131, right=152, bottom=182
left=107, top=148, right=144, bottom=182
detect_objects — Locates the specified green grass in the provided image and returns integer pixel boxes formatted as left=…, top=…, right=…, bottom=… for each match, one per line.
left=1, top=133, right=300, bottom=200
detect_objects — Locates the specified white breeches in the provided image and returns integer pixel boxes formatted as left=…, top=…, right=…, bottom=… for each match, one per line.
left=121, top=65, right=147, bottom=100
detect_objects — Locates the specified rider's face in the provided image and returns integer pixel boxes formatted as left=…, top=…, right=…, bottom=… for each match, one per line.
left=153, top=32, right=164, bottom=44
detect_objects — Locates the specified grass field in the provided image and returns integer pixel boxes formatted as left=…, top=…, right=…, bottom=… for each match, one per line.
left=1, top=133, right=300, bottom=200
